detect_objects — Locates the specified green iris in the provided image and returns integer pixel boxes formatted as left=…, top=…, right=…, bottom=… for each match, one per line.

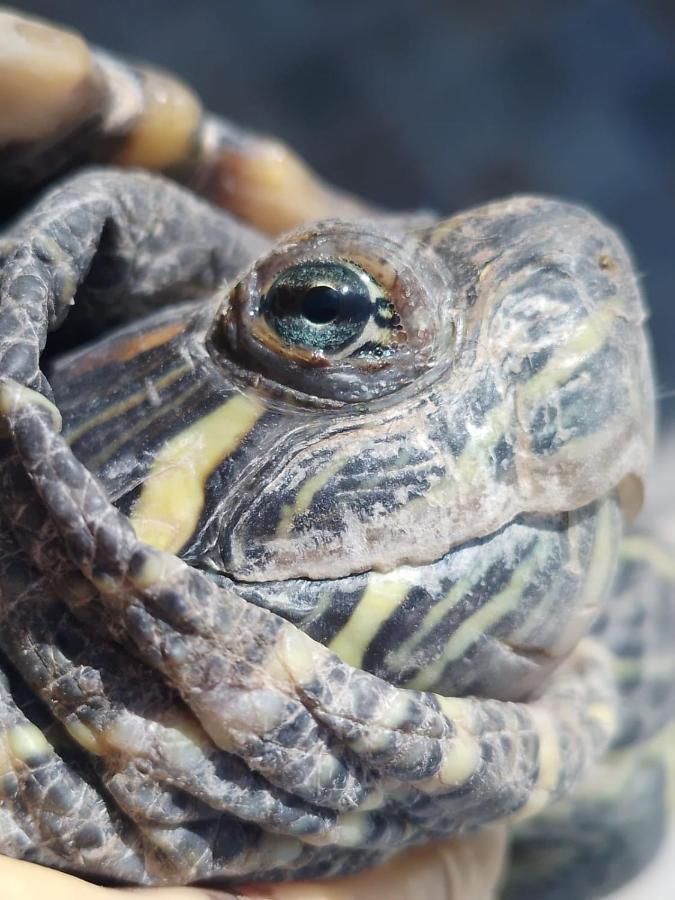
left=261, top=261, right=375, bottom=354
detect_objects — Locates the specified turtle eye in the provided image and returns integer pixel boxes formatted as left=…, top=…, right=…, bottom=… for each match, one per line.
left=212, top=222, right=443, bottom=402
left=260, top=260, right=402, bottom=358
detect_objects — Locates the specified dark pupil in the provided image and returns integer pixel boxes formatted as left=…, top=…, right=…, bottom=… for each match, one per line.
left=261, top=261, right=372, bottom=354
left=301, top=285, right=341, bottom=324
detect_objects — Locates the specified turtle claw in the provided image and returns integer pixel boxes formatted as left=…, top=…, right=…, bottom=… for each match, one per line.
left=0, top=7, right=365, bottom=234
left=0, top=9, right=106, bottom=203
left=0, top=9, right=100, bottom=148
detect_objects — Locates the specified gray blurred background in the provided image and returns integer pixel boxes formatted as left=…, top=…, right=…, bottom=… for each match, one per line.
left=15, top=0, right=675, bottom=425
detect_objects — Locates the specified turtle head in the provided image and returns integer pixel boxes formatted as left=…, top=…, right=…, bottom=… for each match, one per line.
left=206, top=196, right=653, bottom=583
left=51, top=196, right=654, bottom=696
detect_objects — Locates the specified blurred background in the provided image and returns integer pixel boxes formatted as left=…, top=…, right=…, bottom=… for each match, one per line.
left=13, top=0, right=675, bottom=427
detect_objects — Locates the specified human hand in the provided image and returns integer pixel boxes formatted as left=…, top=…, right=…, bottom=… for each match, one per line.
left=0, top=827, right=505, bottom=900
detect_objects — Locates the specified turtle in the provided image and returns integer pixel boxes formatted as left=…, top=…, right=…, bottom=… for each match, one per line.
left=0, top=8, right=673, bottom=898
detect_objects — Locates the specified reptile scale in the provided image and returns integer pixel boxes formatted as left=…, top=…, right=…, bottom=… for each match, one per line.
left=0, top=9, right=673, bottom=898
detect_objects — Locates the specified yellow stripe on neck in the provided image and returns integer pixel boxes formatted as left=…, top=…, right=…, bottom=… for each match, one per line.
left=406, top=550, right=540, bottom=690
left=329, top=573, right=412, bottom=668
left=130, top=392, right=265, bottom=553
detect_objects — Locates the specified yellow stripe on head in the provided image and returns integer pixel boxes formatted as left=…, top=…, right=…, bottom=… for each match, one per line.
left=131, top=392, right=265, bottom=553
left=276, top=454, right=347, bottom=537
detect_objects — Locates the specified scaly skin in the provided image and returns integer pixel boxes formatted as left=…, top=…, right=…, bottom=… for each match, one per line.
left=0, top=9, right=673, bottom=898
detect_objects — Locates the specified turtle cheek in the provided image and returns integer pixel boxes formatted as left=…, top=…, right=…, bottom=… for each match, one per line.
left=218, top=427, right=465, bottom=583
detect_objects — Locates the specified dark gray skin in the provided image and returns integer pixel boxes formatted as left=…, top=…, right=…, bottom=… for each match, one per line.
left=0, top=162, right=665, bottom=893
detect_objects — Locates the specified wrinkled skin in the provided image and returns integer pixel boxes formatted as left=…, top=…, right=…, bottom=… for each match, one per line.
left=0, top=8, right=673, bottom=900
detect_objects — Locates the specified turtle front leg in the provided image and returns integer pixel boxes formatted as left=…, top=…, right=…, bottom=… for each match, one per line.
left=0, top=617, right=152, bottom=882
left=1, top=387, right=618, bottom=854
left=0, top=167, right=265, bottom=391
left=0, top=471, right=336, bottom=839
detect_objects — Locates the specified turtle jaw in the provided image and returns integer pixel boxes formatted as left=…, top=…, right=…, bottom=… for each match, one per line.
left=200, top=495, right=622, bottom=702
